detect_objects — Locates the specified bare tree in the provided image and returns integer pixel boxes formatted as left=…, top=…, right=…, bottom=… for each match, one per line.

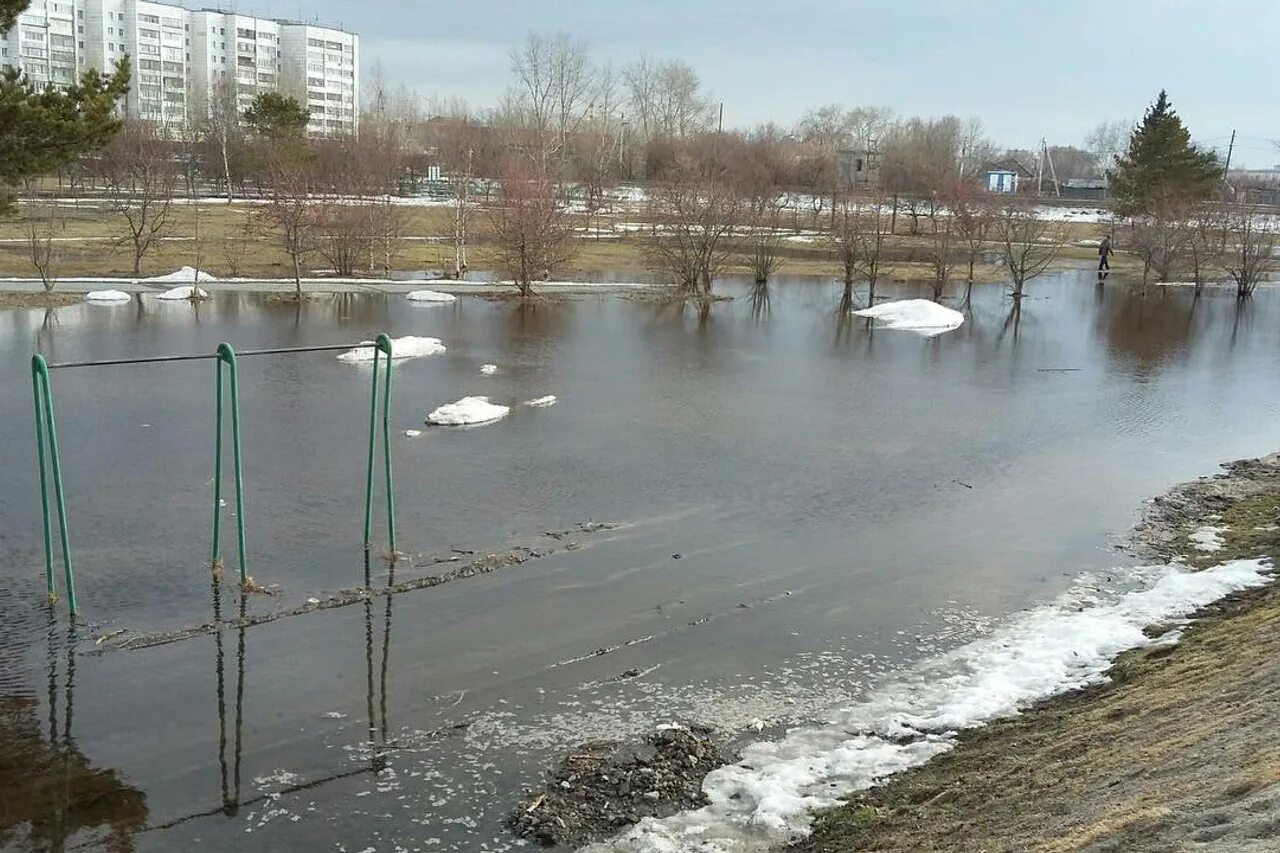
left=97, top=120, right=177, bottom=276
left=853, top=192, right=892, bottom=307
left=623, top=55, right=714, bottom=149
left=1183, top=204, right=1228, bottom=297
left=991, top=202, right=1065, bottom=299
left=952, top=188, right=995, bottom=302
left=1128, top=199, right=1188, bottom=294
left=927, top=206, right=956, bottom=301
left=487, top=163, right=578, bottom=297
left=256, top=152, right=321, bottom=300
left=1222, top=206, right=1280, bottom=298
left=197, top=73, right=241, bottom=202
left=25, top=197, right=59, bottom=294
left=508, top=32, right=594, bottom=171
left=644, top=151, right=742, bottom=296
left=1084, top=119, right=1131, bottom=175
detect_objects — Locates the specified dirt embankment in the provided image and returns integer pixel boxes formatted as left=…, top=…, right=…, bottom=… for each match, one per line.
left=793, top=453, right=1280, bottom=853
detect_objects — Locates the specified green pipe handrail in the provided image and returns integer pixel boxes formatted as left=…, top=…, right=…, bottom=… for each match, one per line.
left=32, top=336, right=399, bottom=618
left=31, top=354, right=76, bottom=615
left=211, top=343, right=248, bottom=585
left=363, top=334, right=397, bottom=555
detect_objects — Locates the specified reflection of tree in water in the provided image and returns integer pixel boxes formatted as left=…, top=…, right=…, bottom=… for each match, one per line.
left=748, top=281, right=770, bottom=323
left=0, top=621, right=148, bottom=852
left=1099, top=288, right=1195, bottom=376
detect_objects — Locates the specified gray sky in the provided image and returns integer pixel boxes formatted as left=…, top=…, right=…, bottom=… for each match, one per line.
left=244, top=0, right=1278, bottom=166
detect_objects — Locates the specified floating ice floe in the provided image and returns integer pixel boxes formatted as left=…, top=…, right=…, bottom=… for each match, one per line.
left=155, top=285, right=209, bottom=300
left=852, top=299, right=964, bottom=337
left=144, top=265, right=218, bottom=283
left=480, top=363, right=498, bottom=375
left=404, top=429, right=422, bottom=438
left=426, top=396, right=509, bottom=426
left=406, top=289, right=458, bottom=304
left=84, top=290, right=132, bottom=302
left=591, top=559, right=1272, bottom=853
left=336, top=335, right=445, bottom=362
left=523, top=395, right=557, bottom=407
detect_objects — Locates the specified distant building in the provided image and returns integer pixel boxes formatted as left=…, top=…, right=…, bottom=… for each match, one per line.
left=1060, top=177, right=1109, bottom=201
left=982, top=158, right=1034, bottom=194
left=836, top=148, right=880, bottom=190
left=2, top=0, right=358, bottom=136
left=1228, top=169, right=1280, bottom=206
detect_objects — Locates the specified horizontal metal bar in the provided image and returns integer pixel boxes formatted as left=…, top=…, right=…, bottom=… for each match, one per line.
left=46, top=342, right=374, bottom=370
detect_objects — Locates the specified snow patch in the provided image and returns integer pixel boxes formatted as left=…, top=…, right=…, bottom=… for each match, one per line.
left=154, top=285, right=208, bottom=300
left=852, top=299, right=964, bottom=337
left=336, top=336, right=446, bottom=362
left=524, top=395, right=557, bottom=407
left=1189, top=525, right=1226, bottom=553
left=143, top=265, right=217, bottom=283
left=84, top=290, right=132, bottom=302
left=591, top=559, right=1273, bottom=853
left=407, top=289, right=458, bottom=304
left=426, top=396, right=509, bottom=426
left=480, top=363, right=498, bottom=375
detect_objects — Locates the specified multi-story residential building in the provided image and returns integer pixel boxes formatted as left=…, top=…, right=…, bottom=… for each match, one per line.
left=2, top=0, right=358, bottom=136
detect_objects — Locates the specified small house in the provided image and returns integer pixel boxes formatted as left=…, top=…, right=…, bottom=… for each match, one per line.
left=1061, top=178, right=1109, bottom=201
left=836, top=148, right=880, bottom=190
left=981, top=158, right=1033, bottom=194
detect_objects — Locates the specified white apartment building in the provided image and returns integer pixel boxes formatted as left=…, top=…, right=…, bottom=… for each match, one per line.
left=2, top=0, right=359, bottom=136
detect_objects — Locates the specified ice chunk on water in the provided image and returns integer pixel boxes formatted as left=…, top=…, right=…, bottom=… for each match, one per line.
left=407, top=289, right=458, bottom=303
left=85, top=290, right=132, bottom=302
left=337, top=336, right=446, bottom=362
left=852, top=299, right=964, bottom=337
left=523, top=395, right=557, bottom=407
left=426, top=396, right=509, bottom=426
left=155, top=285, right=209, bottom=300
left=480, top=363, right=498, bottom=375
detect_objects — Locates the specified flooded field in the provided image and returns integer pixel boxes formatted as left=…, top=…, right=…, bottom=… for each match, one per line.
left=3, top=271, right=1280, bottom=851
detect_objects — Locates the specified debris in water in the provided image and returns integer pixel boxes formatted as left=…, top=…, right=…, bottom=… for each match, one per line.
left=508, top=724, right=723, bottom=847
left=480, top=363, right=498, bottom=375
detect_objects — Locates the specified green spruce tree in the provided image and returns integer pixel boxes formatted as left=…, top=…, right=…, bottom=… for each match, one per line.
left=0, top=2, right=131, bottom=213
left=1108, top=90, right=1222, bottom=216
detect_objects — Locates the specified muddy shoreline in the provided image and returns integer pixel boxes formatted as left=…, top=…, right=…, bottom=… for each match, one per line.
left=503, top=454, right=1280, bottom=851
left=793, top=452, right=1280, bottom=852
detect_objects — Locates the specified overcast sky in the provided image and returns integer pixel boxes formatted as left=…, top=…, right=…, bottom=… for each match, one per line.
left=243, top=0, right=1278, bottom=166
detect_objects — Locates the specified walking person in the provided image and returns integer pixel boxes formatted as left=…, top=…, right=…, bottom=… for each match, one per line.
left=1097, top=236, right=1112, bottom=281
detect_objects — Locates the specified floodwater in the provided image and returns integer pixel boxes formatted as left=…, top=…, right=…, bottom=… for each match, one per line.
left=2, top=271, right=1280, bottom=851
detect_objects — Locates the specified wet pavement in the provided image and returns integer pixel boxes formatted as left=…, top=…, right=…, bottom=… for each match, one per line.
left=2, top=272, right=1279, bottom=851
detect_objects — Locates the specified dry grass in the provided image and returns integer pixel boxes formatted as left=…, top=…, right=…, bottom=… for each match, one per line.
left=794, top=485, right=1280, bottom=853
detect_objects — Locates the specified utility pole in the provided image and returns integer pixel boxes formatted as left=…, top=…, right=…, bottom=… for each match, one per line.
left=1044, top=141, right=1061, bottom=198
left=1224, top=129, right=1237, bottom=173
left=1035, top=137, right=1045, bottom=197
left=717, top=102, right=723, bottom=134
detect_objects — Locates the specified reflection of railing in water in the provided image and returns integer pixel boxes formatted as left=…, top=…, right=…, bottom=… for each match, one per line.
left=0, top=608, right=149, bottom=851
left=30, top=336, right=398, bottom=617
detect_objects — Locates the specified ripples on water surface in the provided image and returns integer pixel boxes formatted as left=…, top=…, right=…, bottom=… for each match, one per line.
left=1, top=272, right=1279, bottom=851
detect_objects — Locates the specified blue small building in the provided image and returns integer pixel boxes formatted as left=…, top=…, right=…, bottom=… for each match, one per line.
left=981, top=158, right=1034, bottom=194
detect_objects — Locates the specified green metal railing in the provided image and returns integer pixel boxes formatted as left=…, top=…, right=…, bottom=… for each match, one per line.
left=31, top=338, right=398, bottom=618
left=32, top=354, right=76, bottom=614
left=363, top=334, right=396, bottom=554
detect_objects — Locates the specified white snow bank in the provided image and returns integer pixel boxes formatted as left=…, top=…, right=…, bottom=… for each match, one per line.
left=852, top=299, right=964, bottom=337
left=406, top=289, right=458, bottom=304
left=1189, top=525, right=1226, bottom=553
left=144, top=265, right=217, bottom=282
left=480, top=363, right=498, bottom=375
left=336, top=335, right=445, bottom=362
left=84, top=290, right=132, bottom=302
left=523, top=395, right=557, bottom=407
left=154, top=285, right=209, bottom=300
left=592, top=559, right=1272, bottom=853
left=426, top=396, right=509, bottom=426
